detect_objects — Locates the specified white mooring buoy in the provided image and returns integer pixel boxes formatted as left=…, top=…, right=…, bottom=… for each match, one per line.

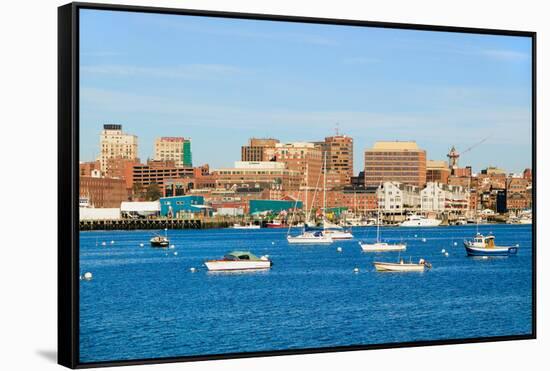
left=353, top=267, right=359, bottom=273
left=190, top=267, right=197, bottom=273
left=441, top=249, right=446, bottom=253
left=139, top=243, right=144, bottom=247
left=445, top=252, right=449, bottom=257
left=170, top=244, right=175, bottom=249
left=422, top=238, right=427, bottom=242
left=337, top=247, right=343, bottom=253
left=173, top=252, right=178, bottom=256
left=101, top=242, right=106, bottom=246
left=453, top=242, right=458, bottom=246
left=82, top=272, right=93, bottom=281
left=414, top=234, right=418, bottom=238
left=110, top=240, right=115, bottom=244
left=272, top=242, right=275, bottom=245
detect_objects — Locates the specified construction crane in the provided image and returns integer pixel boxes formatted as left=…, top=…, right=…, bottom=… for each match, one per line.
left=447, top=136, right=490, bottom=170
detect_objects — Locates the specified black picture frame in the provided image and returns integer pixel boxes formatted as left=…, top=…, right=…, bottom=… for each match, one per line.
left=58, top=2, right=537, bottom=368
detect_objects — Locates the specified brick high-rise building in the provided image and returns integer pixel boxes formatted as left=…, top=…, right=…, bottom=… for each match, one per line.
left=97, top=124, right=138, bottom=174
left=241, top=138, right=280, bottom=162
left=154, top=137, right=192, bottom=167
left=364, top=141, right=427, bottom=187
left=132, top=160, right=194, bottom=193
left=315, top=134, right=354, bottom=188
left=274, top=142, right=323, bottom=190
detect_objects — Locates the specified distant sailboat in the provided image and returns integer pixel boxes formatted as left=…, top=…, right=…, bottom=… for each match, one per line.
left=359, top=184, right=406, bottom=252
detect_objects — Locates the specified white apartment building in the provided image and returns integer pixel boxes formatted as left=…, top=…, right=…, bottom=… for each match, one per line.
left=421, top=182, right=469, bottom=212
left=97, top=124, right=138, bottom=173
left=377, top=181, right=420, bottom=212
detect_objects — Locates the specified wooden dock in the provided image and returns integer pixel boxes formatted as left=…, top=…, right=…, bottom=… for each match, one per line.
left=79, top=218, right=230, bottom=231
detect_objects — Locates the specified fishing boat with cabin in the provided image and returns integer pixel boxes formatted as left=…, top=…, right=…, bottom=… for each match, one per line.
left=463, top=233, right=518, bottom=256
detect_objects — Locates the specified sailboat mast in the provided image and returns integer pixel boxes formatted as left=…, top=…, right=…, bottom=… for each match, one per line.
left=305, top=163, right=309, bottom=223
left=323, top=151, right=327, bottom=230
left=377, top=183, right=381, bottom=243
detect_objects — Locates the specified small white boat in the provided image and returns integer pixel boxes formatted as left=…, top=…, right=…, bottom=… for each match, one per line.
left=320, top=222, right=354, bottom=240
left=287, top=231, right=333, bottom=244
left=359, top=241, right=406, bottom=252
left=232, top=223, right=261, bottom=229
left=374, top=258, right=431, bottom=272
left=205, top=251, right=272, bottom=271
left=150, top=234, right=169, bottom=248
left=400, top=214, right=442, bottom=227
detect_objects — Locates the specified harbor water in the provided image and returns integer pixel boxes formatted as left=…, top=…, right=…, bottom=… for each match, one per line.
left=79, top=224, right=533, bottom=363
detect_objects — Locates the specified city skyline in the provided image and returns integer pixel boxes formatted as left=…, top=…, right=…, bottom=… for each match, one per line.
left=79, top=9, right=532, bottom=174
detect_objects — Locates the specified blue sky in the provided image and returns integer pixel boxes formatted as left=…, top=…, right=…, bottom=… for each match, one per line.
left=79, top=9, right=532, bottom=174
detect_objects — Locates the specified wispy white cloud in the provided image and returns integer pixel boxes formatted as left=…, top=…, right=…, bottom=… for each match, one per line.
left=479, top=49, right=530, bottom=61
left=81, top=64, right=248, bottom=80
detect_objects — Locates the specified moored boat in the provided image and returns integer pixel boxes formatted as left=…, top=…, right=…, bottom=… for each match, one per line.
left=463, top=233, right=518, bottom=256
left=266, top=220, right=286, bottom=228
left=373, top=258, right=431, bottom=272
left=232, top=223, right=261, bottom=229
left=359, top=190, right=404, bottom=252
left=400, top=214, right=442, bottom=227
left=359, top=241, right=406, bottom=252
left=150, top=235, right=169, bottom=248
left=204, top=251, right=272, bottom=271
left=287, top=231, right=333, bottom=244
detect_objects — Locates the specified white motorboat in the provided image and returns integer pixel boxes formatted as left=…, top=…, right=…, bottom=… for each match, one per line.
left=320, top=221, right=353, bottom=240
left=232, top=223, right=261, bottom=229
left=287, top=231, right=333, bottom=244
left=400, top=214, right=442, bottom=227
left=204, top=251, right=272, bottom=271
left=374, top=258, right=431, bottom=272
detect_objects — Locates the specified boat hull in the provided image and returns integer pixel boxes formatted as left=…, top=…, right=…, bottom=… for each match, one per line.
left=287, top=235, right=333, bottom=244
left=323, top=231, right=354, bottom=240
left=400, top=219, right=442, bottom=227
left=232, top=225, right=261, bottom=229
left=373, top=262, right=425, bottom=272
left=205, top=260, right=272, bottom=271
left=360, top=242, right=406, bottom=252
left=464, top=243, right=518, bottom=256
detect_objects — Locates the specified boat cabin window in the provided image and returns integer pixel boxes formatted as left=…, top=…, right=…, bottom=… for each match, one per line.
left=237, top=255, right=250, bottom=260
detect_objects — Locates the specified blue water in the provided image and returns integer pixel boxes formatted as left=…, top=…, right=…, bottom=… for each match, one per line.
left=79, top=225, right=533, bottom=363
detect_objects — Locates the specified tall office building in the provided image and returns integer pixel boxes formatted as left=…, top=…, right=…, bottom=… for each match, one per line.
left=315, top=134, right=354, bottom=187
left=364, top=141, right=427, bottom=187
left=241, top=138, right=280, bottom=162
left=97, top=124, right=138, bottom=174
left=154, top=137, right=192, bottom=167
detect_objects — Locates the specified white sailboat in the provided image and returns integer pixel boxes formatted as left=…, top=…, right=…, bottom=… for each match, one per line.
left=359, top=185, right=406, bottom=252
left=287, top=154, right=334, bottom=244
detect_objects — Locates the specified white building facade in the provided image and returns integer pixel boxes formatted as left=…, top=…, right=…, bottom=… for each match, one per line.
left=377, top=182, right=420, bottom=212
left=421, top=182, right=469, bottom=213
left=97, top=124, right=138, bottom=174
